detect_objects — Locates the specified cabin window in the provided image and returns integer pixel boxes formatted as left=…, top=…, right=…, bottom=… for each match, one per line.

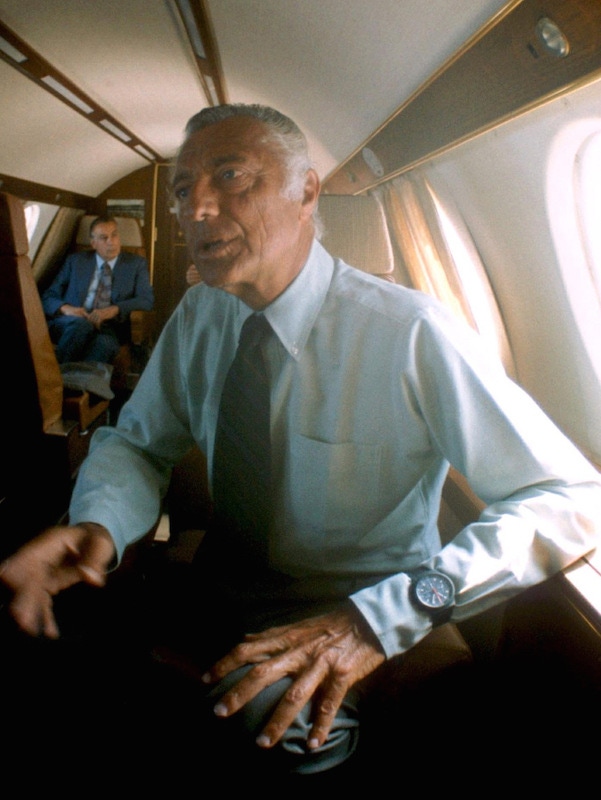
left=26, top=201, right=61, bottom=264
left=380, top=173, right=515, bottom=376
left=24, top=202, right=40, bottom=242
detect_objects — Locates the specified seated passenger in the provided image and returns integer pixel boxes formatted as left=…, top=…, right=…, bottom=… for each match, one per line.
left=41, top=215, right=154, bottom=364
left=2, top=104, right=600, bottom=780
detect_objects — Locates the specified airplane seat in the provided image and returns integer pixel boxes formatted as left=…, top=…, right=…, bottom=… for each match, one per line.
left=318, top=193, right=396, bottom=281
left=0, top=192, right=109, bottom=550
left=0, top=194, right=109, bottom=431
left=74, top=214, right=156, bottom=394
left=0, top=193, right=64, bottom=432
left=75, top=213, right=146, bottom=258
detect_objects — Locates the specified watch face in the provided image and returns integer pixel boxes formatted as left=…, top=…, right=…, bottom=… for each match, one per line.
left=414, top=572, right=454, bottom=609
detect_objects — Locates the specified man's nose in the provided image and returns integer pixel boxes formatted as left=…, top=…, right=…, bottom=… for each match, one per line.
left=189, top=179, right=219, bottom=221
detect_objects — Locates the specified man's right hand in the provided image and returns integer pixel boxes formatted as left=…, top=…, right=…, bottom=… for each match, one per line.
left=0, top=523, right=115, bottom=638
left=60, top=304, right=88, bottom=317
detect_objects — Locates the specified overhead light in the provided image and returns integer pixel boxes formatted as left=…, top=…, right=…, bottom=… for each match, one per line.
left=203, top=74, right=219, bottom=105
left=0, top=35, right=27, bottom=63
left=42, top=75, right=94, bottom=113
left=175, top=0, right=206, bottom=59
left=535, top=17, right=570, bottom=58
left=362, top=147, right=384, bottom=178
left=100, top=119, right=132, bottom=142
left=134, top=144, right=155, bottom=160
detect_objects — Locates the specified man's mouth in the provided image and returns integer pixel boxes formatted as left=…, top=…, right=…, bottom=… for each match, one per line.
left=196, top=237, right=236, bottom=258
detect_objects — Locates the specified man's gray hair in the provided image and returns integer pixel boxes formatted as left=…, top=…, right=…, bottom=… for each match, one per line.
left=184, top=104, right=322, bottom=234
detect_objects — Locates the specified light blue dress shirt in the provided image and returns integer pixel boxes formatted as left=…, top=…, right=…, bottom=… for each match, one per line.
left=70, top=240, right=601, bottom=657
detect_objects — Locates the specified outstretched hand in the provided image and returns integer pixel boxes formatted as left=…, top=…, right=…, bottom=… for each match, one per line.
left=0, top=523, right=115, bottom=638
left=202, top=604, right=386, bottom=750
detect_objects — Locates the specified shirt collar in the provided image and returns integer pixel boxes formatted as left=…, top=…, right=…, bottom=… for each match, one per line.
left=95, top=254, right=118, bottom=270
left=263, top=239, right=334, bottom=360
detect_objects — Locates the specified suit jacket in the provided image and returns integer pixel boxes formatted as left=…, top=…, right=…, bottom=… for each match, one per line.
left=42, top=250, right=154, bottom=337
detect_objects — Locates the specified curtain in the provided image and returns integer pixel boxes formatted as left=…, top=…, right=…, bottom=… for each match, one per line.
left=379, top=172, right=516, bottom=378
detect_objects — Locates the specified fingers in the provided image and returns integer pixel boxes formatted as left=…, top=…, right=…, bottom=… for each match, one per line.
left=8, top=584, right=60, bottom=638
left=0, top=523, right=115, bottom=637
left=257, top=660, right=349, bottom=750
left=204, top=608, right=386, bottom=749
left=76, top=524, right=115, bottom=586
left=212, top=640, right=352, bottom=750
left=88, top=310, right=102, bottom=328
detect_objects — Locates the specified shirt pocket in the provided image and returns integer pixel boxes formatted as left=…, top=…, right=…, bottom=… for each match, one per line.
left=288, top=433, right=383, bottom=544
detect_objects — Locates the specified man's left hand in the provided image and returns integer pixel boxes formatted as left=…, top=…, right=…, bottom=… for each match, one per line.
left=88, top=305, right=119, bottom=328
left=202, top=605, right=386, bottom=750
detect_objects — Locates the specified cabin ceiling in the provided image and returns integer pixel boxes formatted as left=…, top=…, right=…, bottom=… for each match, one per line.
left=0, top=0, right=509, bottom=199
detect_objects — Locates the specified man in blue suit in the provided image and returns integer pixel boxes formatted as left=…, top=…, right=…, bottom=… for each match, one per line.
left=42, top=215, right=154, bottom=364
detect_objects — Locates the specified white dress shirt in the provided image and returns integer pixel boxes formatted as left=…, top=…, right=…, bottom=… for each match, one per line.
left=83, top=254, right=117, bottom=311
left=70, top=239, right=601, bottom=657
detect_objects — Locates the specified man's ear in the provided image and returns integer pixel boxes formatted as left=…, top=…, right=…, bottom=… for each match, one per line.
left=300, top=168, right=320, bottom=221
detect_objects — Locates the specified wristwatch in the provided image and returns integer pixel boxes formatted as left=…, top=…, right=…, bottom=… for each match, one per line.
left=408, top=569, right=456, bottom=625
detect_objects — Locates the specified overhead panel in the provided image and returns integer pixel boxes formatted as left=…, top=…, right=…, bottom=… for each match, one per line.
left=0, top=62, right=148, bottom=197
left=0, top=0, right=222, bottom=200
left=206, top=0, right=510, bottom=180
left=323, top=0, right=601, bottom=194
left=0, top=18, right=163, bottom=163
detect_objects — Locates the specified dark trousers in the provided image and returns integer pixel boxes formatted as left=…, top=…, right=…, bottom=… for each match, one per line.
left=48, top=315, right=120, bottom=364
left=3, top=545, right=583, bottom=788
left=0, top=552, right=362, bottom=784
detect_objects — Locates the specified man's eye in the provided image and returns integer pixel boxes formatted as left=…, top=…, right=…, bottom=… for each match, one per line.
left=220, top=168, right=242, bottom=181
left=174, top=186, right=190, bottom=200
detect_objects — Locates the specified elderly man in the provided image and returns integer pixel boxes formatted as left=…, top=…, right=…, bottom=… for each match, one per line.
left=2, top=104, right=600, bottom=779
left=42, top=215, right=154, bottom=364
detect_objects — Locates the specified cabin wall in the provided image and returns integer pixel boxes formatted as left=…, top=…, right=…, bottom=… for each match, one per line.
left=418, top=74, right=601, bottom=465
left=96, top=163, right=190, bottom=334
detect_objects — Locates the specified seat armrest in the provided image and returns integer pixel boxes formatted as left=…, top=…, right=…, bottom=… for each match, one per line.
left=129, top=310, right=156, bottom=346
left=62, top=391, right=109, bottom=431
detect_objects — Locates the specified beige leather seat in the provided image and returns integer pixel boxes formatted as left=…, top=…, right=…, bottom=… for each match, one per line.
left=0, top=192, right=64, bottom=432
left=0, top=193, right=109, bottom=432
left=318, top=193, right=396, bottom=281
left=0, top=192, right=109, bottom=548
left=75, top=214, right=147, bottom=258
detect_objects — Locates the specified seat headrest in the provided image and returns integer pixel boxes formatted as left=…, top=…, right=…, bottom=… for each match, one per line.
left=75, top=214, right=144, bottom=248
left=0, top=192, right=29, bottom=256
left=318, top=194, right=395, bottom=280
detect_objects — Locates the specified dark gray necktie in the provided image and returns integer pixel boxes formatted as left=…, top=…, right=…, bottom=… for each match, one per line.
left=93, top=262, right=112, bottom=309
left=212, top=313, right=272, bottom=556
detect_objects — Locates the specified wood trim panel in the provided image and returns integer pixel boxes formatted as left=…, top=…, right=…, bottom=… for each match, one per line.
left=323, top=0, right=601, bottom=194
left=173, top=0, right=228, bottom=105
left=0, top=172, right=97, bottom=211
left=0, top=20, right=164, bottom=163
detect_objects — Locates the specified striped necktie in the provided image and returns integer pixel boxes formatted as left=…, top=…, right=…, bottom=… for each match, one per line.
left=92, top=261, right=112, bottom=309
